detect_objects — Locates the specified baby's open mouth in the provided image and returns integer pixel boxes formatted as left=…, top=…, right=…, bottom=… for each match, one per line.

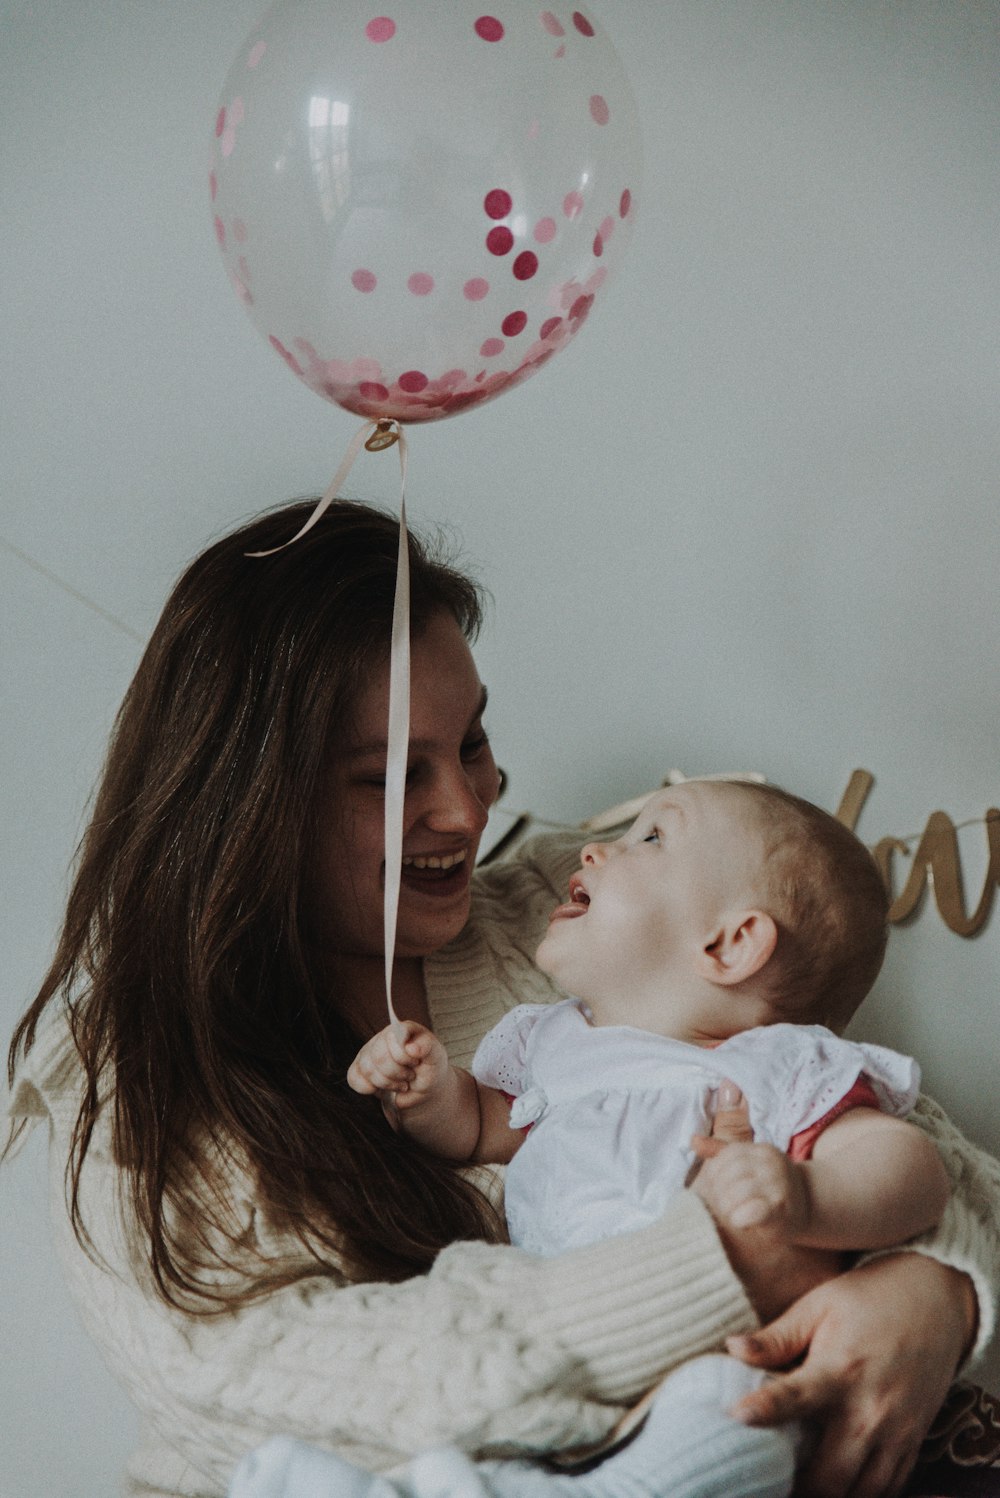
left=549, top=875, right=590, bottom=922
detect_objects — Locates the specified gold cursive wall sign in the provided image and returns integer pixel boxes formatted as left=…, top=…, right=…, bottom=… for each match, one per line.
left=835, top=770, right=1000, bottom=937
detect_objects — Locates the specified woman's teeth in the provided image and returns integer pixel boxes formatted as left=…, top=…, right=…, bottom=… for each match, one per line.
left=401, top=850, right=467, bottom=871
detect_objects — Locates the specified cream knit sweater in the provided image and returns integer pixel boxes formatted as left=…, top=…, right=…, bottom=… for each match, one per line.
left=7, top=829, right=1000, bottom=1498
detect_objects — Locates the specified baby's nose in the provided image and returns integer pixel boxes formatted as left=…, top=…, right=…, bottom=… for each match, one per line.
left=581, top=841, right=608, bottom=866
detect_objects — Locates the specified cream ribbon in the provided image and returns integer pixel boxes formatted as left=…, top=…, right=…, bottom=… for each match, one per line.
left=250, top=417, right=410, bottom=1038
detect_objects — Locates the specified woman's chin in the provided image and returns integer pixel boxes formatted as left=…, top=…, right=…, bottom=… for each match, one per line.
left=397, top=872, right=474, bottom=952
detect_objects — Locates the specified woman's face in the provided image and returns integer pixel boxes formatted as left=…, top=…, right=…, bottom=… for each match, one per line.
left=315, top=611, right=501, bottom=960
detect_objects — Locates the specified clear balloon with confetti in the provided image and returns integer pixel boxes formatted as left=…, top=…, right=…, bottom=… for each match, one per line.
left=211, top=1, right=641, bottom=423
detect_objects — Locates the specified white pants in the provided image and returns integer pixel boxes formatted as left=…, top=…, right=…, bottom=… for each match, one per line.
left=229, top=1354, right=800, bottom=1498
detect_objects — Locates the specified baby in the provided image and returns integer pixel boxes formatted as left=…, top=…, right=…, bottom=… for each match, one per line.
left=232, top=780, right=949, bottom=1498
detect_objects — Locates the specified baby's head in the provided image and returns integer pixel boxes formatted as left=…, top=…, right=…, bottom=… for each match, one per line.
left=535, top=779, right=889, bottom=1042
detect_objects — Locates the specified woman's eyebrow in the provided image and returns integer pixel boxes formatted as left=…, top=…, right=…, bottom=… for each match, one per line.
left=344, top=684, right=489, bottom=758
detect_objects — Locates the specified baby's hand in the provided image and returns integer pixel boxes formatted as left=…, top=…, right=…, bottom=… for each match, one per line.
left=347, top=1022, right=450, bottom=1111
left=691, top=1141, right=810, bottom=1238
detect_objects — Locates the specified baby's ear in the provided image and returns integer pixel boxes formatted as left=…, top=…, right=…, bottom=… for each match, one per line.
left=697, top=910, right=777, bottom=986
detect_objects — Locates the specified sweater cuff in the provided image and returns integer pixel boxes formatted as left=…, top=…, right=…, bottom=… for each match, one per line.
left=860, top=1193, right=997, bottom=1371
left=533, top=1191, right=757, bottom=1403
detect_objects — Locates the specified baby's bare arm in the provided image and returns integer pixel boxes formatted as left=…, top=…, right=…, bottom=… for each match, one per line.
left=347, top=1022, right=521, bottom=1164
left=801, top=1107, right=951, bottom=1249
left=693, top=1109, right=950, bottom=1251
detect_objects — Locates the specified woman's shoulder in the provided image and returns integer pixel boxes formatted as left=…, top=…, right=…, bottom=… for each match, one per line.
left=6, top=1000, right=85, bottom=1145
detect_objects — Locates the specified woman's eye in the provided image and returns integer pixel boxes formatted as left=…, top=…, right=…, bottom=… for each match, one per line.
left=360, top=764, right=419, bottom=789
left=461, top=730, right=490, bottom=761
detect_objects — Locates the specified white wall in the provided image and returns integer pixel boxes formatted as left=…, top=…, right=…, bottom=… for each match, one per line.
left=2, top=3, right=998, bottom=1493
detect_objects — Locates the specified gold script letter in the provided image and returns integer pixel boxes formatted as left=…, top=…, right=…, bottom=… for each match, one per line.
left=874, top=810, right=1000, bottom=936
left=835, top=770, right=999, bottom=937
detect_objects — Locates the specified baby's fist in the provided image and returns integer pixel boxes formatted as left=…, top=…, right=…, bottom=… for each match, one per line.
left=347, top=1021, right=446, bottom=1108
left=691, top=1141, right=809, bottom=1237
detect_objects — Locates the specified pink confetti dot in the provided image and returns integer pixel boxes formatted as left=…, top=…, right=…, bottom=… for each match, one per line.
left=534, top=217, right=557, bottom=244
left=464, top=277, right=490, bottom=301
left=408, top=272, right=435, bottom=296
left=486, top=226, right=514, bottom=256
left=512, top=251, right=538, bottom=281
left=209, top=171, right=217, bottom=201
left=474, top=16, right=505, bottom=41
left=569, top=293, right=594, bottom=322
left=359, top=380, right=390, bottom=400
left=563, top=191, right=584, bottom=219
left=215, top=107, right=226, bottom=139
left=600, top=215, right=615, bottom=241
left=592, top=233, right=603, bottom=257
left=351, top=268, right=377, bottom=293
left=590, top=95, right=610, bottom=126
left=439, top=368, right=468, bottom=388
left=214, top=216, right=226, bottom=249
left=585, top=267, right=608, bottom=294
left=540, top=316, right=563, bottom=340
left=231, top=272, right=252, bottom=306
left=366, top=16, right=396, bottom=42
left=484, top=188, right=513, bottom=220
left=573, top=11, right=595, bottom=36
left=247, top=40, right=267, bottom=68
left=232, top=98, right=245, bottom=125
left=480, top=338, right=505, bottom=357
left=541, top=11, right=565, bottom=35
left=501, top=311, right=527, bottom=337
left=399, top=370, right=429, bottom=393
left=221, top=124, right=237, bottom=157
left=620, top=188, right=632, bottom=218
left=233, top=219, right=248, bottom=244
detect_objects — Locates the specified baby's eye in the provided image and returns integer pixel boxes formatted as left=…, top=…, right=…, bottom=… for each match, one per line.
left=642, top=829, right=661, bottom=845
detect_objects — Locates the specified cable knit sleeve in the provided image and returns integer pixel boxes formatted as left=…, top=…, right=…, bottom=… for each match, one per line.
left=13, top=1000, right=755, bottom=1496
left=865, top=1093, right=1000, bottom=1370
left=53, top=1146, right=753, bottom=1493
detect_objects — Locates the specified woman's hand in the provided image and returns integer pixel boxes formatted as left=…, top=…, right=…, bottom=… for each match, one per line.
left=726, top=1252, right=977, bottom=1498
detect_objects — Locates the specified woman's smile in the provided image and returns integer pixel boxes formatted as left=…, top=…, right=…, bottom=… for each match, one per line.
left=399, top=847, right=473, bottom=900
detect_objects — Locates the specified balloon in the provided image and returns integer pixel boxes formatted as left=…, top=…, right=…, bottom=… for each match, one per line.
left=211, top=1, right=641, bottom=423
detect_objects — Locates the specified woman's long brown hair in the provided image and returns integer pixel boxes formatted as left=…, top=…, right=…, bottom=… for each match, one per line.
left=7, top=499, right=503, bottom=1309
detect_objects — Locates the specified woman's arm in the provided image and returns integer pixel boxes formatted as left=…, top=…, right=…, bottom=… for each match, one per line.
left=697, top=1087, right=998, bottom=1498
left=54, top=1139, right=756, bottom=1489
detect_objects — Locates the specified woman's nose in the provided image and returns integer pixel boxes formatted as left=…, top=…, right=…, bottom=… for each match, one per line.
left=423, top=764, right=491, bottom=836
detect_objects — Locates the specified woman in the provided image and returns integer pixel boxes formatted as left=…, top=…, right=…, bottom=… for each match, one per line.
left=6, top=499, right=998, bottom=1498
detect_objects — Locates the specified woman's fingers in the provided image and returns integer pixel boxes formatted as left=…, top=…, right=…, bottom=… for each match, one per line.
left=726, top=1297, right=814, bottom=1376
left=710, top=1082, right=754, bottom=1144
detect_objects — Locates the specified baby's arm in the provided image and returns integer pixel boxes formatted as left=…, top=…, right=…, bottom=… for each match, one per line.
left=347, top=1022, right=521, bottom=1164
left=693, top=1107, right=951, bottom=1251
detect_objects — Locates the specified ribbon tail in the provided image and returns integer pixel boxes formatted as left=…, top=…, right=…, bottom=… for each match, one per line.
left=245, top=419, right=379, bottom=557
left=383, top=429, right=410, bottom=1039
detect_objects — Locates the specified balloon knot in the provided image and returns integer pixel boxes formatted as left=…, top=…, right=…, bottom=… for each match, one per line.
left=365, top=419, right=401, bottom=452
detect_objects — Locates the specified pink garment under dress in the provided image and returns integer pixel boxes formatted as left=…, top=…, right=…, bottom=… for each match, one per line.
left=472, top=1001, right=920, bottom=1258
